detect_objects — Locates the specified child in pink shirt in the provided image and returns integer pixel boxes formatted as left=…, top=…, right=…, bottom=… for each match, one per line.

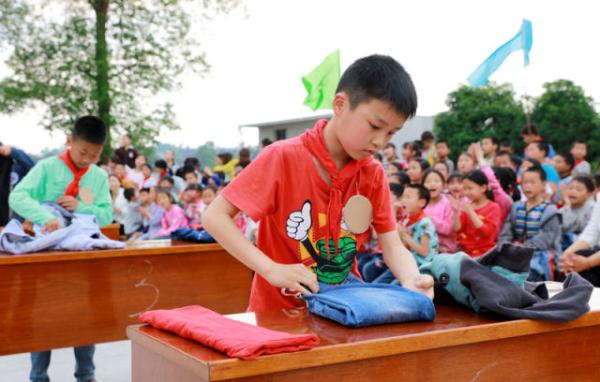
left=154, top=188, right=188, bottom=237
left=423, top=169, right=456, bottom=253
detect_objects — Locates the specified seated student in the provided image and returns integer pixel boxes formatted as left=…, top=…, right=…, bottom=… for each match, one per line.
left=159, top=175, right=179, bottom=203
left=433, top=160, right=450, bottom=181
left=400, top=141, right=421, bottom=170
left=109, top=174, right=127, bottom=228
left=136, top=187, right=164, bottom=240
left=382, top=142, right=399, bottom=170
left=152, top=187, right=188, bottom=238
left=385, top=160, right=403, bottom=177
left=182, top=165, right=201, bottom=185
left=456, top=151, right=476, bottom=175
left=560, top=197, right=600, bottom=286
left=122, top=187, right=143, bottom=237
left=560, top=175, right=595, bottom=248
left=571, top=139, right=592, bottom=175
left=9, top=116, right=111, bottom=382
left=481, top=136, right=499, bottom=166
left=447, top=172, right=465, bottom=201
left=203, top=55, right=433, bottom=313
left=553, top=152, right=575, bottom=206
left=183, top=183, right=204, bottom=226
left=407, top=157, right=430, bottom=184
left=472, top=143, right=513, bottom=222
left=397, top=184, right=438, bottom=266
left=420, top=131, right=436, bottom=165
left=434, top=140, right=454, bottom=173
left=126, top=154, right=146, bottom=188
left=201, top=184, right=218, bottom=210
left=493, top=166, right=521, bottom=202
left=499, top=166, right=562, bottom=281
left=451, top=170, right=502, bottom=258
left=526, top=141, right=560, bottom=201
left=140, top=163, right=157, bottom=189
left=423, top=169, right=456, bottom=253
left=388, top=170, right=410, bottom=187
left=494, top=150, right=520, bottom=173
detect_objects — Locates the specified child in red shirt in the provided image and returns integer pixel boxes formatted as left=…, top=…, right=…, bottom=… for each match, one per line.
left=203, top=55, right=433, bottom=312
left=451, top=169, right=502, bottom=257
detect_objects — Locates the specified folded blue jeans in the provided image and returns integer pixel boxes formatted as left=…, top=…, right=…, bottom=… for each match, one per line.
left=303, top=282, right=435, bottom=327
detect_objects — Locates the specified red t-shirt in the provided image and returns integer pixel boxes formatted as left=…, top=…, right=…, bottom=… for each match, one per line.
left=457, top=201, right=502, bottom=258
left=221, top=124, right=396, bottom=312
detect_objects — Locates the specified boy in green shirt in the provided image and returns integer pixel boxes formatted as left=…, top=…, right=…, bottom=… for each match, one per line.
left=10, top=115, right=110, bottom=382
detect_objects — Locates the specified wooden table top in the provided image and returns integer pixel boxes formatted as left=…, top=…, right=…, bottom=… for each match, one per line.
left=127, top=305, right=600, bottom=381
left=0, top=241, right=223, bottom=264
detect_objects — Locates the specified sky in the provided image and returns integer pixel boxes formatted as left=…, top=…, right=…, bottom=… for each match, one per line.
left=1, top=0, right=600, bottom=154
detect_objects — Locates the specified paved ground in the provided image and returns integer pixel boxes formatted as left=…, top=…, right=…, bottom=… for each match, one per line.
left=0, top=340, right=131, bottom=382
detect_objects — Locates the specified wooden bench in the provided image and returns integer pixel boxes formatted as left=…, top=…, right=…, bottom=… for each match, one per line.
left=127, top=305, right=600, bottom=381
left=0, top=242, right=252, bottom=355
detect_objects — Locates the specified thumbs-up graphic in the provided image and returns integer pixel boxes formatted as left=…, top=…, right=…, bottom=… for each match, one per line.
left=286, top=200, right=312, bottom=241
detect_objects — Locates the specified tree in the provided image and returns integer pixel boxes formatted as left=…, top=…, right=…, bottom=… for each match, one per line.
left=434, top=83, right=526, bottom=159
left=531, top=79, right=600, bottom=160
left=0, top=0, right=240, bottom=157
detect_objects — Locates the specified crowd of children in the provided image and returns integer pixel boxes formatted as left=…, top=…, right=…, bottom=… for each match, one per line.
left=363, top=125, right=600, bottom=285
left=100, top=134, right=264, bottom=242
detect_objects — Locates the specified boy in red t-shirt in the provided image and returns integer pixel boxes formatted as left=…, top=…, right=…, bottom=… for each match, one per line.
left=203, top=55, right=434, bottom=312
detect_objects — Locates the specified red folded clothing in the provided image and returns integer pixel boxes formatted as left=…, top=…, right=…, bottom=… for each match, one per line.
left=139, top=305, right=320, bottom=360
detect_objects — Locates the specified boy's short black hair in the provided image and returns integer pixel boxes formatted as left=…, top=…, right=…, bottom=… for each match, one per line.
left=435, top=139, right=449, bottom=147
left=72, top=116, right=107, bottom=145
left=572, top=175, right=595, bottom=193
left=499, top=140, right=512, bottom=148
left=261, top=137, right=273, bottom=147
left=389, top=183, right=404, bottom=198
left=181, top=165, right=197, bottom=177
left=523, top=157, right=542, bottom=168
left=124, top=187, right=136, bottom=202
left=447, top=171, right=464, bottom=183
left=528, top=141, right=549, bottom=156
left=185, top=183, right=203, bottom=192
left=482, top=136, right=499, bottom=146
left=142, top=163, right=152, bottom=171
left=520, top=124, right=539, bottom=136
left=336, top=54, right=417, bottom=119
left=524, top=165, right=546, bottom=182
left=421, top=131, right=434, bottom=141
left=154, top=159, right=168, bottom=170
left=384, top=142, right=396, bottom=150
left=389, top=171, right=410, bottom=186
left=573, top=139, right=587, bottom=147
left=139, top=187, right=150, bottom=194
left=405, top=183, right=430, bottom=207
left=160, top=175, right=174, bottom=186
left=203, top=184, right=218, bottom=194
left=496, top=150, right=511, bottom=158
left=556, top=152, right=575, bottom=169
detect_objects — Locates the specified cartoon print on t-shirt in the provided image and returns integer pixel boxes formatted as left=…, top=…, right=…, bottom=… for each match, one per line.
left=286, top=200, right=357, bottom=284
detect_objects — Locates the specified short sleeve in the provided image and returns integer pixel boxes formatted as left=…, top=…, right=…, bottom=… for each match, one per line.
left=369, top=165, right=397, bottom=234
left=220, top=146, right=281, bottom=222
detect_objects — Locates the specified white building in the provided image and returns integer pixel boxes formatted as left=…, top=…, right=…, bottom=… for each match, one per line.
left=240, top=114, right=434, bottom=150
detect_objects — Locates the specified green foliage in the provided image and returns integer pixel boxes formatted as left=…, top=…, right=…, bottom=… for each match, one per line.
left=531, top=79, right=600, bottom=159
left=434, top=83, right=526, bottom=160
left=0, top=0, right=241, bottom=154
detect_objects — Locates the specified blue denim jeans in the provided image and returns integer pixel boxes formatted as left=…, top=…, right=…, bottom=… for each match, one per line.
left=30, top=345, right=95, bottom=382
left=303, top=280, right=435, bottom=327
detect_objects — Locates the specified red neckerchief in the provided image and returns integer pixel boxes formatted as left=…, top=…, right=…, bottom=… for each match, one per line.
left=402, top=210, right=427, bottom=228
left=300, top=119, right=372, bottom=258
left=58, top=149, right=89, bottom=198
left=575, top=158, right=585, bottom=166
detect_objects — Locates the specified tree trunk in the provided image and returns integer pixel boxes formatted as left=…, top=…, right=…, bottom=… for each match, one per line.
left=93, top=0, right=112, bottom=159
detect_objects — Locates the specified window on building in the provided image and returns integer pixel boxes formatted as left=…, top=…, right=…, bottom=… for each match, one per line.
left=275, top=129, right=287, bottom=141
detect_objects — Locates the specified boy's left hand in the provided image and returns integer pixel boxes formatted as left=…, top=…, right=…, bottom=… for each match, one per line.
left=57, top=195, right=78, bottom=211
left=406, top=274, right=434, bottom=300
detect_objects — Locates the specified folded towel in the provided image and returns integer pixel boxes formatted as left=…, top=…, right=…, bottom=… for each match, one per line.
left=139, top=305, right=319, bottom=359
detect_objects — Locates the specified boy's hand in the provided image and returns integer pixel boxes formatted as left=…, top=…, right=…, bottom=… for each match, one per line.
left=262, top=262, right=319, bottom=295
left=42, top=219, right=61, bottom=234
left=560, top=252, right=592, bottom=273
left=405, top=274, right=434, bottom=300
left=57, top=195, right=78, bottom=211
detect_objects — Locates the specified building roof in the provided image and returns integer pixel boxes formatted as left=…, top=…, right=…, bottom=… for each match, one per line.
left=239, top=113, right=333, bottom=129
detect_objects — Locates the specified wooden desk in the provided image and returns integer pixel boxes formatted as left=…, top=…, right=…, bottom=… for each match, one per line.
left=0, top=242, right=252, bottom=355
left=127, top=305, right=600, bottom=382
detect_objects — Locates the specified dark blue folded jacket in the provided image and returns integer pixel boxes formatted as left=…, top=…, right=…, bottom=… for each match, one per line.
left=303, top=282, right=436, bottom=327
left=170, top=228, right=216, bottom=243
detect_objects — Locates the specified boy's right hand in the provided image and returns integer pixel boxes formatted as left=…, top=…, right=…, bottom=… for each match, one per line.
left=262, top=262, right=319, bottom=295
left=42, top=219, right=61, bottom=234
